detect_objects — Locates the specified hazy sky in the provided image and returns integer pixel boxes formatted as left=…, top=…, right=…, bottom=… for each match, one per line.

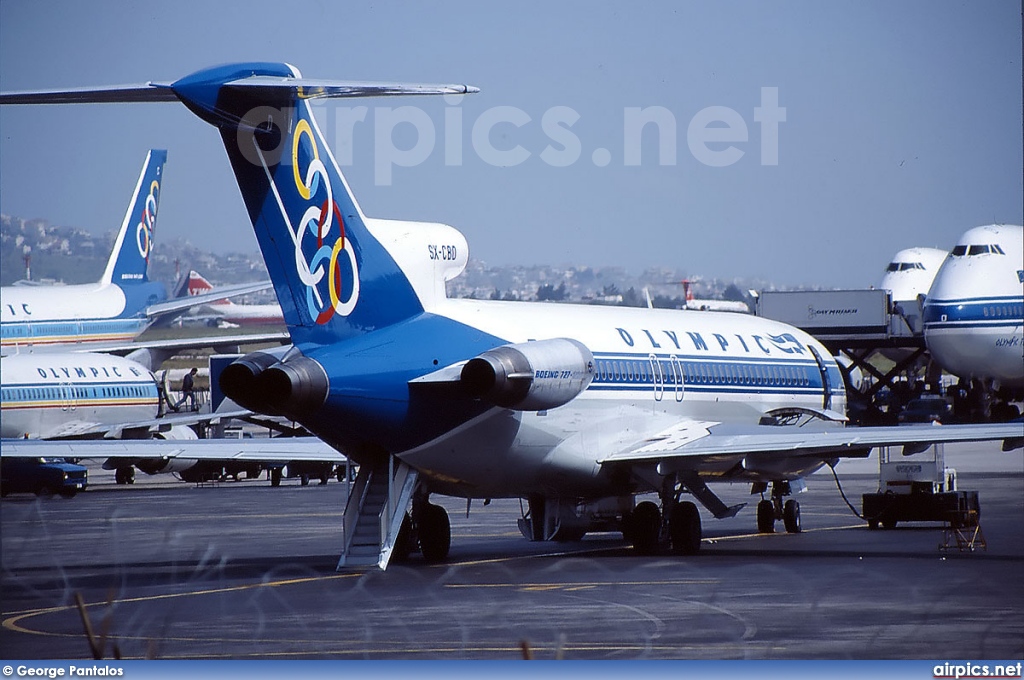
left=1, top=1, right=1020, bottom=287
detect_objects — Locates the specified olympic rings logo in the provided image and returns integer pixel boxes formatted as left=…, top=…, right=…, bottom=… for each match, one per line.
left=136, top=180, right=159, bottom=260
left=291, top=117, right=360, bottom=324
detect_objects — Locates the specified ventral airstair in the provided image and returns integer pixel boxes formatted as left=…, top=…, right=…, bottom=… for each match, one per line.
left=337, top=455, right=418, bottom=570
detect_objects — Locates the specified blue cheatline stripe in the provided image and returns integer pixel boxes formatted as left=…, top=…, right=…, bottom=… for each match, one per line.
left=1, top=318, right=149, bottom=345
left=585, top=352, right=831, bottom=395
left=2, top=382, right=159, bottom=408
left=588, top=384, right=820, bottom=396
left=923, top=298, right=1024, bottom=325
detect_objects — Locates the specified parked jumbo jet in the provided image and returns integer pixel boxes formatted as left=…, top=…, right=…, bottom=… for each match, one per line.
left=923, top=224, right=1024, bottom=419
left=0, top=351, right=340, bottom=483
left=0, top=150, right=274, bottom=356
left=1, top=64, right=1019, bottom=569
left=879, top=246, right=948, bottom=335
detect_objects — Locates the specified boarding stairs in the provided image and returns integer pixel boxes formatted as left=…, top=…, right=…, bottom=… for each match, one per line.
left=337, top=454, right=418, bottom=571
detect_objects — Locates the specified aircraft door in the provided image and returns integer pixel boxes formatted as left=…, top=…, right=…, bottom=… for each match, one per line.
left=669, top=354, right=685, bottom=402
left=648, top=354, right=665, bottom=401
left=60, top=382, right=76, bottom=412
left=809, top=346, right=832, bottom=411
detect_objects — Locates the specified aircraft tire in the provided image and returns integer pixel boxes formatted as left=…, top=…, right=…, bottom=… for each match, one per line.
left=669, top=501, right=702, bottom=555
left=631, top=501, right=661, bottom=555
left=419, top=503, right=451, bottom=563
left=756, top=500, right=775, bottom=534
left=270, top=468, right=282, bottom=487
left=783, top=500, right=801, bottom=533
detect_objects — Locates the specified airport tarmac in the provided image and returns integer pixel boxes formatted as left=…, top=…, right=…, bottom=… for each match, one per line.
left=2, top=441, right=1022, bottom=660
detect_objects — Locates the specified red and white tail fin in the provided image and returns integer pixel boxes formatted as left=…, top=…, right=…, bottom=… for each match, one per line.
left=188, top=271, right=233, bottom=305
left=682, top=279, right=695, bottom=302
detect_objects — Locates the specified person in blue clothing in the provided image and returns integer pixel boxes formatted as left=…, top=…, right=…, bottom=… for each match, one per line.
left=173, top=367, right=199, bottom=412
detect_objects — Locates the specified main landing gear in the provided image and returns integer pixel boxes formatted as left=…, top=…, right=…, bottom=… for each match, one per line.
left=627, top=476, right=706, bottom=556
left=393, top=491, right=452, bottom=564
left=628, top=499, right=703, bottom=556
left=753, top=480, right=802, bottom=534
left=114, top=466, right=135, bottom=485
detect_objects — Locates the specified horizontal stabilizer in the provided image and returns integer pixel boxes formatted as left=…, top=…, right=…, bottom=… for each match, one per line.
left=0, top=78, right=478, bottom=105
left=0, top=83, right=177, bottom=104
left=225, top=76, right=479, bottom=99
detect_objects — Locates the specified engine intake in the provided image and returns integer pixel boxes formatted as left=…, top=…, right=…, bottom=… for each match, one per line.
left=461, top=338, right=594, bottom=411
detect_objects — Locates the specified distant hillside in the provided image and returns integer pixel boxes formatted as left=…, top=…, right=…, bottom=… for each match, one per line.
left=2, top=213, right=776, bottom=308
left=1, top=214, right=268, bottom=290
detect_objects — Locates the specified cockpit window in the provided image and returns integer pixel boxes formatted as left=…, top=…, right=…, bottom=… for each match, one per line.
left=886, top=262, right=925, bottom=271
left=951, top=244, right=1004, bottom=257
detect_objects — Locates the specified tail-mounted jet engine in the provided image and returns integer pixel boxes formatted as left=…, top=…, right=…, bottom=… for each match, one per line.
left=220, top=350, right=329, bottom=419
left=461, top=338, right=595, bottom=411
left=218, top=349, right=284, bottom=413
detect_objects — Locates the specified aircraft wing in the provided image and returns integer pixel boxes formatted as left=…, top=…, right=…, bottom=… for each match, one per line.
left=0, top=437, right=342, bottom=463
left=63, top=408, right=256, bottom=440
left=20, top=330, right=291, bottom=358
left=144, top=280, right=274, bottom=319
left=600, top=420, right=1024, bottom=473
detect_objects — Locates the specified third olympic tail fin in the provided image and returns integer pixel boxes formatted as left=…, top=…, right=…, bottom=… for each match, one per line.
left=101, top=149, right=166, bottom=286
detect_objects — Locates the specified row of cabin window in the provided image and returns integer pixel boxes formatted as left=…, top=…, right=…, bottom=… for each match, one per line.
left=1, top=321, right=137, bottom=338
left=981, top=303, right=1024, bottom=319
left=2, top=385, right=154, bottom=402
left=594, top=358, right=814, bottom=388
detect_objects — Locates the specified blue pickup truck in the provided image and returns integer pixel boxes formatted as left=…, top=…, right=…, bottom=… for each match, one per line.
left=1, top=457, right=89, bottom=498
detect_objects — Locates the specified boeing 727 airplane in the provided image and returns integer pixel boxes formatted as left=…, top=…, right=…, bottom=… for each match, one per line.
left=2, top=63, right=1019, bottom=570
left=1, top=150, right=168, bottom=350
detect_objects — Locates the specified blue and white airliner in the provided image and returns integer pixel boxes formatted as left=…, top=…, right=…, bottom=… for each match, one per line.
left=923, top=225, right=1024, bottom=409
left=0, top=150, right=279, bottom=357
left=1, top=64, right=1019, bottom=567
left=1, top=150, right=168, bottom=350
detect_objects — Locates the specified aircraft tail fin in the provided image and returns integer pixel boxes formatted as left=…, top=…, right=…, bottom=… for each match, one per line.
left=100, top=149, right=167, bottom=286
left=186, top=271, right=232, bottom=305
left=0, top=66, right=477, bottom=347
left=169, top=64, right=475, bottom=346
